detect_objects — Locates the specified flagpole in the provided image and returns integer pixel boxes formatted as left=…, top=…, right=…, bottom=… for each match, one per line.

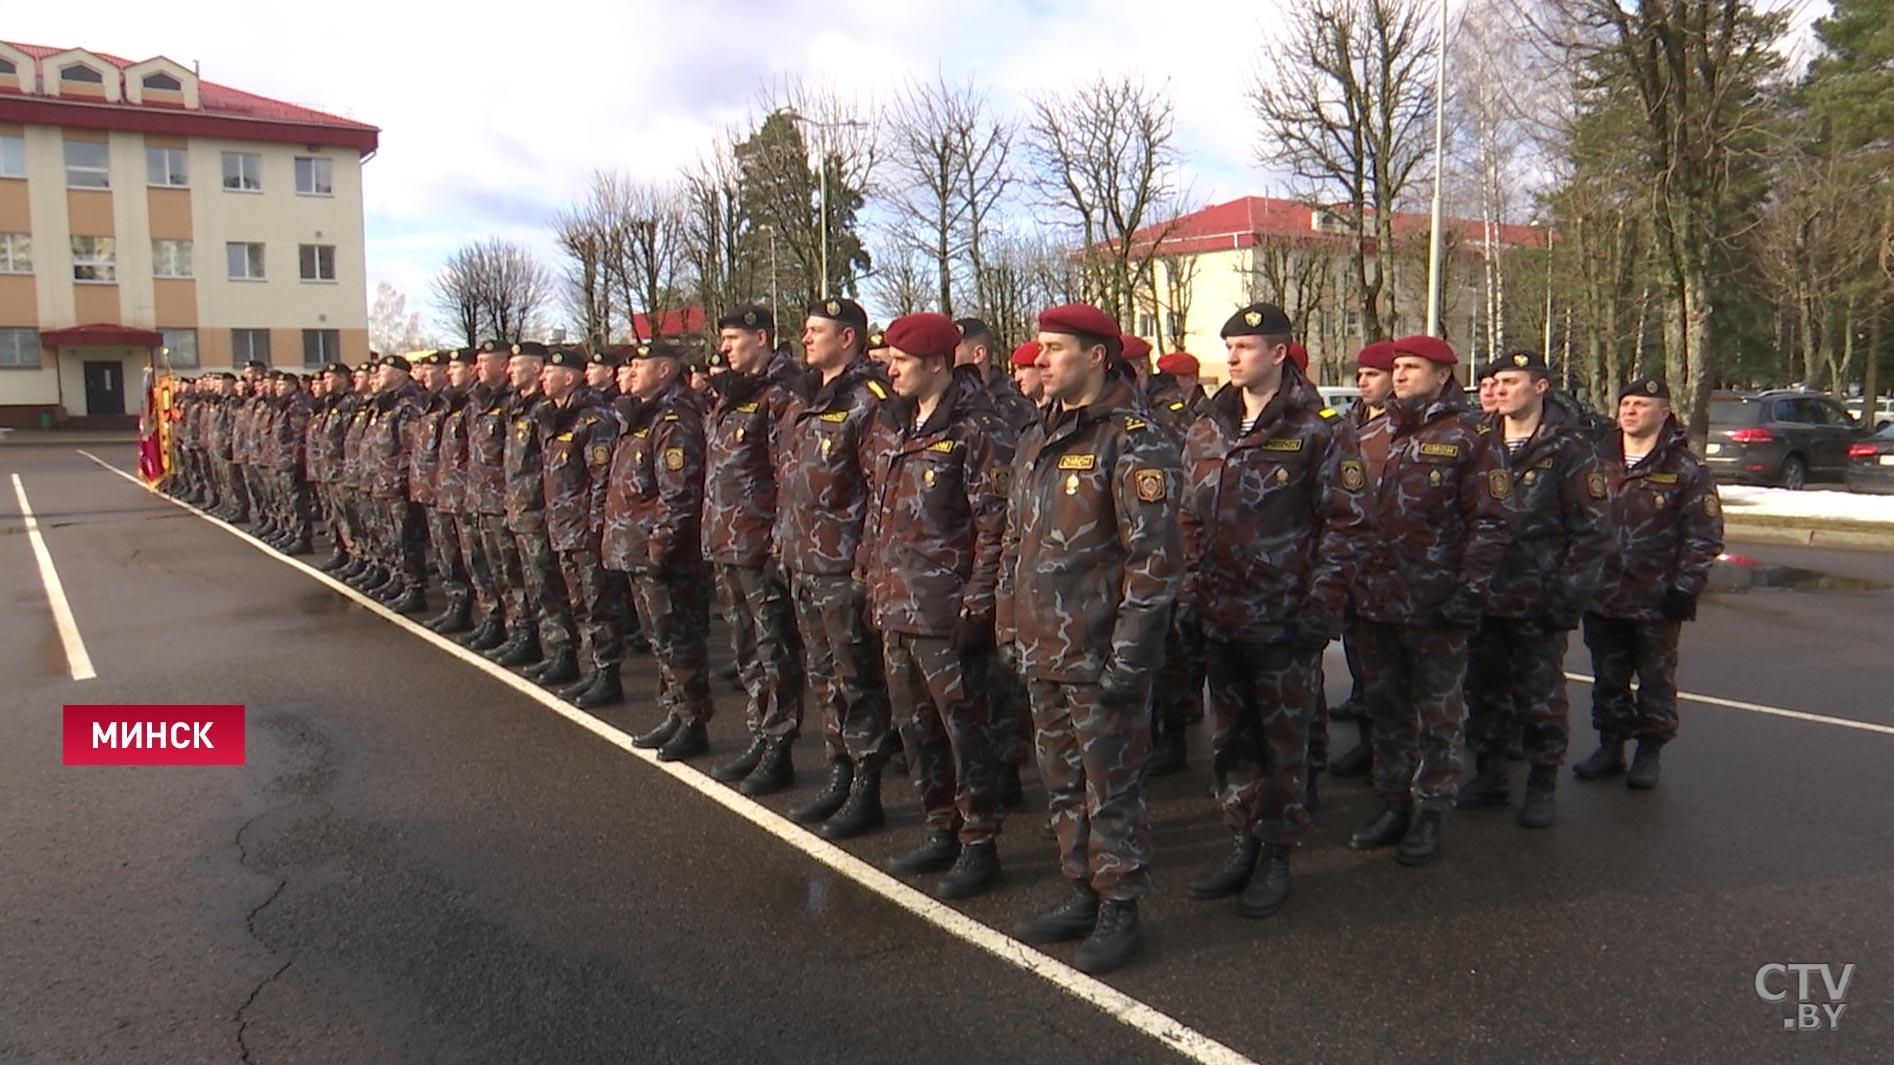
left=1424, top=0, right=1450, bottom=337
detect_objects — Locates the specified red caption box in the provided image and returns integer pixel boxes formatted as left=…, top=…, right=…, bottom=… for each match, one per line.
left=63, top=705, right=246, bottom=766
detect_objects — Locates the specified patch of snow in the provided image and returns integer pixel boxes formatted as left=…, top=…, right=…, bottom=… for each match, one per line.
left=1718, top=485, right=1894, bottom=525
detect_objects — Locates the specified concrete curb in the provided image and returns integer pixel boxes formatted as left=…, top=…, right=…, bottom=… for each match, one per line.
left=1725, top=521, right=1894, bottom=552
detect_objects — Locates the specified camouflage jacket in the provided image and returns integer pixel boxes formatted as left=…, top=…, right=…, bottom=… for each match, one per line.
left=977, top=363, right=1041, bottom=433
left=603, top=381, right=707, bottom=573
left=775, top=357, right=888, bottom=576
left=1482, top=403, right=1614, bottom=622
left=1179, top=371, right=1373, bottom=642
left=702, top=349, right=806, bottom=567
left=540, top=391, right=618, bottom=551
left=314, top=391, right=360, bottom=483
left=502, top=389, right=555, bottom=524
left=365, top=381, right=428, bottom=500
left=996, top=376, right=1183, bottom=683
left=862, top=377, right=1011, bottom=638
left=1146, top=372, right=1206, bottom=440
left=406, top=389, right=452, bottom=507
left=465, top=383, right=511, bottom=516
left=435, top=387, right=474, bottom=516
left=340, top=397, right=375, bottom=489
left=253, top=399, right=279, bottom=467
left=207, top=396, right=233, bottom=460
left=1592, top=420, right=1724, bottom=620
left=1355, top=382, right=1514, bottom=625
left=1352, top=402, right=1394, bottom=485
left=301, top=394, right=328, bottom=480
left=269, top=392, right=312, bottom=472
left=231, top=395, right=256, bottom=463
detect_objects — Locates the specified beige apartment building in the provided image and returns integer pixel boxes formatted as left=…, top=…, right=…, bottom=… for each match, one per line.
left=0, top=41, right=377, bottom=427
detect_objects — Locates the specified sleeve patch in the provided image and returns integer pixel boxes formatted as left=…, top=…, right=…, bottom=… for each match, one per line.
left=663, top=447, right=686, bottom=471
left=1134, top=468, right=1167, bottom=502
left=590, top=444, right=611, bottom=466
left=1586, top=471, right=1608, bottom=499
left=1703, top=494, right=1721, bottom=518
left=1340, top=459, right=1366, bottom=492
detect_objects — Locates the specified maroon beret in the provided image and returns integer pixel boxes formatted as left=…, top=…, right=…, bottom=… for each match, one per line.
left=1119, top=334, right=1154, bottom=364
left=1010, top=341, right=1042, bottom=369
left=1392, top=334, right=1457, bottom=366
left=1037, top=303, right=1120, bottom=340
left=1156, top=351, right=1199, bottom=377
left=1356, top=341, right=1396, bottom=371
left=884, top=312, right=961, bottom=361
left=1286, top=342, right=1310, bottom=374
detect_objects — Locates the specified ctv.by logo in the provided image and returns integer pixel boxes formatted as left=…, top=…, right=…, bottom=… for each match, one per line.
left=1755, top=963, right=1853, bottom=1031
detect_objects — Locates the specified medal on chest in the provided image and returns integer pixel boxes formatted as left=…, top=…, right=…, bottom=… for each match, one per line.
left=1064, top=473, right=1080, bottom=496
left=1428, top=469, right=1442, bottom=487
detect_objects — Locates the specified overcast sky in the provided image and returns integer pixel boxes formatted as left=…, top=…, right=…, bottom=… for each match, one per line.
left=14, top=0, right=1289, bottom=330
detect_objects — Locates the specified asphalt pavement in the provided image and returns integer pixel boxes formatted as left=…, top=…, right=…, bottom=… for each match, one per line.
left=3, top=446, right=1889, bottom=1065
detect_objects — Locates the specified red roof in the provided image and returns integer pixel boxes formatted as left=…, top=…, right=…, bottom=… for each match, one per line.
left=41, top=323, right=163, bottom=347
left=630, top=307, right=706, bottom=339
left=0, top=41, right=378, bottom=153
left=1124, top=196, right=1550, bottom=258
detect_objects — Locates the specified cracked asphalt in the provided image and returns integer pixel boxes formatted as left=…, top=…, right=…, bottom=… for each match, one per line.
left=3, top=447, right=1891, bottom=1065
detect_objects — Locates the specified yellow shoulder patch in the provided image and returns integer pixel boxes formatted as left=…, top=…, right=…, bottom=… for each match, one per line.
left=1168, top=402, right=1185, bottom=411
left=818, top=410, right=850, bottom=423
left=735, top=401, right=760, bottom=413
left=865, top=380, right=889, bottom=400
left=926, top=439, right=956, bottom=453
left=1125, top=417, right=1148, bottom=431
left=555, top=431, right=575, bottom=442
left=1319, top=407, right=1339, bottom=420
left=663, top=413, right=680, bottom=421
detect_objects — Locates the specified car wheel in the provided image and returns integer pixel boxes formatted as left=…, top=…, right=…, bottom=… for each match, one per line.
left=1779, top=454, right=1808, bottom=490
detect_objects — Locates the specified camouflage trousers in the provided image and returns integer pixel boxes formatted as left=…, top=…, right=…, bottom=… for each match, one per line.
left=557, top=546, right=625, bottom=672
left=1307, top=655, right=1330, bottom=767
left=986, top=652, right=1032, bottom=768
left=1026, top=678, right=1152, bottom=901
left=478, top=513, right=530, bottom=632
left=1582, top=615, right=1682, bottom=743
left=217, top=459, right=249, bottom=518
left=378, top=498, right=428, bottom=586
left=712, top=563, right=804, bottom=740
left=246, top=465, right=271, bottom=523
left=331, top=486, right=363, bottom=556
left=456, top=514, right=498, bottom=625
left=274, top=469, right=312, bottom=542
left=788, top=570, right=891, bottom=769
left=627, top=565, right=714, bottom=722
left=885, top=633, right=1001, bottom=846
left=1153, top=606, right=1207, bottom=733
left=1466, top=618, right=1571, bottom=766
left=427, top=507, right=470, bottom=610
left=1355, top=620, right=1470, bottom=811
left=1206, top=640, right=1316, bottom=846
left=511, top=517, right=574, bottom=653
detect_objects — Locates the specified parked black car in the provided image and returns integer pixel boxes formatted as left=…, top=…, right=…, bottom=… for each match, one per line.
left=1844, top=424, right=1894, bottom=495
left=1703, top=390, right=1869, bottom=489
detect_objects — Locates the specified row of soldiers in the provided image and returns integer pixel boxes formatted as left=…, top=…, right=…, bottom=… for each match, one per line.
left=159, top=297, right=1723, bottom=976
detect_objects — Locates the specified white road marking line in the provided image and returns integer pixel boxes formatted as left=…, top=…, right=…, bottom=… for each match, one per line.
left=1561, top=672, right=1894, bottom=737
left=11, top=472, right=96, bottom=681
left=78, top=449, right=1262, bottom=1065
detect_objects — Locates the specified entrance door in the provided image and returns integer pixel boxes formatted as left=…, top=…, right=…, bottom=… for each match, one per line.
left=83, top=361, right=126, bottom=416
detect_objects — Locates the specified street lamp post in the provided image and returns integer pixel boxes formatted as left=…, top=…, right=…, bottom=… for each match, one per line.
left=776, top=108, right=868, bottom=297
left=1424, top=0, right=1451, bottom=337
left=756, top=223, right=779, bottom=327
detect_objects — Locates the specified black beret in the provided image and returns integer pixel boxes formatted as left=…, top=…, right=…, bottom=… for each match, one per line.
left=478, top=339, right=509, bottom=355
left=867, top=329, right=887, bottom=350
left=590, top=346, right=625, bottom=368
left=1220, top=302, right=1294, bottom=338
left=628, top=341, right=685, bottom=361
left=953, top=317, right=995, bottom=342
left=380, top=356, right=411, bottom=373
left=545, top=345, right=586, bottom=369
left=806, top=297, right=869, bottom=334
left=320, top=361, right=352, bottom=375
left=510, top=341, right=549, bottom=359
left=1476, top=358, right=1504, bottom=382
left=1497, top=349, right=1549, bottom=375
left=717, top=305, right=774, bottom=332
left=218, top=371, right=237, bottom=381
left=1620, top=377, right=1671, bottom=401
left=448, top=348, right=477, bottom=366
left=418, top=349, right=449, bottom=367
left=242, top=359, right=268, bottom=372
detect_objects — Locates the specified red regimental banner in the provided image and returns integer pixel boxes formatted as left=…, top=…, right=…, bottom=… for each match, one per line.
left=62, top=705, right=246, bottom=766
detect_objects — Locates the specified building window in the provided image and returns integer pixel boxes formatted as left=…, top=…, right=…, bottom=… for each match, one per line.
left=1137, top=314, right=1157, bottom=337
left=143, top=72, right=182, bottom=91
left=226, top=242, right=266, bottom=281
left=160, top=327, right=199, bottom=368
left=0, top=135, right=22, bottom=179
left=0, top=58, right=15, bottom=76
left=71, top=236, right=116, bottom=282
left=233, top=328, right=272, bottom=365
left=221, top=151, right=262, bottom=192
left=146, top=146, right=189, bottom=187
left=152, top=239, right=193, bottom=279
left=299, top=244, right=336, bottom=282
left=0, top=233, right=30, bottom=274
left=61, top=64, right=105, bottom=85
left=302, top=329, right=340, bottom=366
left=1165, top=311, right=1183, bottom=338
left=294, top=157, right=333, bottom=196
left=64, top=140, right=111, bottom=189
left=0, top=328, right=38, bottom=368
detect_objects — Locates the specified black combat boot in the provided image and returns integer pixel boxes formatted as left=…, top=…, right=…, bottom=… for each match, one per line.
left=494, top=636, right=542, bottom=668
left=631, top=713, right=682, bottom=750
left=574, top=668, right=623, bottom=710
left=1519, top=765, right=1557, bottom=828
left=935, top=841, right=1000, bottom=900
left=789, top=761, right=854, bottom=824
left=818, top=768, right=884, bottom=840
left=1396, top=807, right=1444, bottom=867
left=711, top=736, right=767, bottom=783
left=1329, top=727, right=1373, bottom=777
left=534, top=650, right=580, bottom=686
left=431, top=598, right=473, bottom=635
left=283, top=538, right=314, bottom=557
left=1073, top=899, right=1142, bottom=975
left=886, top=830, right=960, bottom=875
left=1454, top=753, right=1511, bottom=809
left=333, top=558, right=367, bottom=581
left=556, top=670, right=597, bottom=700
left=657, top=718, right=709, bottom=762
left=1625, top=739, right=1663, bottom=790
left=1186, top=833, right=1259, bottom=900
left=387, top=586, right=429, bottom=614
left=1146, top=723, right=1186, bottom=777
left=462, top=619, right=507, bottom=651
left=1349, top=801, right=1414, bottom=850
left=1014, top=881, right=1100, bottom=943
left=359, top=566, right=397, bottom=595
left=1572, top=736, right=1627, bottom=780
left=317, top=551, right=349, bottom=572
left=1237, top=844, right=1292, bottom=919
left=997, top=763, right=1025, bottom=809
left=739, top=740, right=795, bottom=796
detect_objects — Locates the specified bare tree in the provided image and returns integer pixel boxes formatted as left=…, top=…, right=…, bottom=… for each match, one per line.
left=682, top=132, right=754, bottom=344
left=885, top=75, right=1017, bottom=316
left=1250, top=242, right=1341, bottom=377
left=1025, top=76, right=1190, bottom=325
left=610, top=178, right=689, bottom=342
left=977, top=228, right=1085, bottom=347
left=432, top=238, right=553, bottom=346
left=870, top=244, right=932, bottom=319
left=1250, top=0, right=1440, bottom=341
left=368, top=281, right=432, bottom=354
left=553, top=188, right=616, bottom=349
